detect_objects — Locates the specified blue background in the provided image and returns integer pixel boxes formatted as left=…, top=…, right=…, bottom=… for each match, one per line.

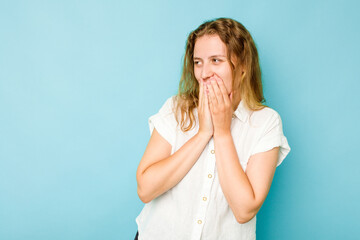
left=1, top=0, right=359, bottom=239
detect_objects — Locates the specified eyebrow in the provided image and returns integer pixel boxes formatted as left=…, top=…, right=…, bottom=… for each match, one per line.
left=193, top=55, right=227, bottom=60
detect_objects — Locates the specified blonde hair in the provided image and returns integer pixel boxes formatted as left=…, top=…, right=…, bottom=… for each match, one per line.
left=175, top=17, right=266, bottom=132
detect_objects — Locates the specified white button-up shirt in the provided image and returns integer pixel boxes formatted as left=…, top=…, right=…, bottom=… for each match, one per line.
left=136, top=95, right=291, bottom=240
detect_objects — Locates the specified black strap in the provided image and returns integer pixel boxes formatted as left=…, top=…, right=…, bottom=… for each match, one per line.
left=134, top=231, right=139, bottom=240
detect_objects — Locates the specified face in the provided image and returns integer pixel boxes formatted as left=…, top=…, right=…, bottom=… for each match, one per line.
left=193, top=34, right=233, bottom=95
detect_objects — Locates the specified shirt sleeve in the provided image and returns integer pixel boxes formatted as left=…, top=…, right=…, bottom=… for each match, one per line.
left=148, top=96, right=177, bottom=147
left=250, top=111, right=291, bottom=167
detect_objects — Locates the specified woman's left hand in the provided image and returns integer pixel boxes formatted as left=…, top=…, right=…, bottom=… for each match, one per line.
left=206, top=74, right=233, bottom=137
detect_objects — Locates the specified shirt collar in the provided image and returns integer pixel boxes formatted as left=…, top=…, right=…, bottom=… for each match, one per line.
left=232, top=100, right=251, bottom=122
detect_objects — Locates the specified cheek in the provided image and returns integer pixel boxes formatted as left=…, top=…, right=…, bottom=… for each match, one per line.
left=225, top=67, right=233, bottom=92
left=217, top=71, right=232, bottom=93
left=193, top=68, right=198, bottom=78
left=194, top=69, right=201, bottom=83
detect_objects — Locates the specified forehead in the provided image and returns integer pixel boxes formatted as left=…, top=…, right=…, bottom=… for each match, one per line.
left=194, top=34, right=227, bottom=57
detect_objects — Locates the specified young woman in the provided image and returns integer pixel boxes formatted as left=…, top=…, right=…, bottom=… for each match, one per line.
left=135, top=18, right=290, bottom=240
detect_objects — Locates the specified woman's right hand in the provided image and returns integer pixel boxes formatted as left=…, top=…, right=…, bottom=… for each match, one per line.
left=198, top=79, right=213, bottom=138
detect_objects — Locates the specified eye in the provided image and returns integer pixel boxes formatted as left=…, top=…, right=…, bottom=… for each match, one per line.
left=194, top=61, right=201, bottom=66
left=212, top=58, right=221, bottom=63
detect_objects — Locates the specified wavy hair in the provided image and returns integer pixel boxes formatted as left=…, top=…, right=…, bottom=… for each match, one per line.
left=175, top=17, right=266, bottom=132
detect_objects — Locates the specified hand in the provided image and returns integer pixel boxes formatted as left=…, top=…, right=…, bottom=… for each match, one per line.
left=206, top=74, right=233, bottom=137
left=198, top=78, right=213, bottom=138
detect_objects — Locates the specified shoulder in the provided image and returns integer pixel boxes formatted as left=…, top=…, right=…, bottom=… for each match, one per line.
left=248, top=106, right=282, bottom=129
left=158, top=95, right=177, bottom=115
left=247, top=105, right=291, bottom=166
left=152, top=95, right=179, bottom=130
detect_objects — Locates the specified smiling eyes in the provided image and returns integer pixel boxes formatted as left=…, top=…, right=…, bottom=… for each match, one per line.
left=194, top=58, right=222, bottom=66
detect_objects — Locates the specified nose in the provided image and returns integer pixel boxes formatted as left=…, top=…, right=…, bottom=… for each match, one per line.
left=201, top=63, right=213, bottom=81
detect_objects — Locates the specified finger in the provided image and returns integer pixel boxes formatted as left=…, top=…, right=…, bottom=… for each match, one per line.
left=213, top=74, right=231, bottom=105
left=204, top=85, right=210, bottom=110
left=204, top=84, right=214, bottom=121
left=198, top=79, right=203, bottom=108
left=210, top=77, right=225, bottom=106
left=207, top=80, right=218, bottom=106
left=200, top=79, right=207, bottom=113
left=201, top=81, right=207, bottom=112
left=207, top=90, right=213, bottom=113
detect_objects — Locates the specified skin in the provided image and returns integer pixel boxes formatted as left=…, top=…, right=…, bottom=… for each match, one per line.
left=193, top=34, right=234, bottom=137
left=136, top=34, right=280, bottom=224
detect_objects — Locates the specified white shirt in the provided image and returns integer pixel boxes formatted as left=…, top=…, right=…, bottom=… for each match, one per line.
left=136, top=95, right=291, bottom=240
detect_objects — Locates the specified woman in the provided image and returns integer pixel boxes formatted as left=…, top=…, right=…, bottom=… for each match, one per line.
left=135, top=17, right=290, bottom=240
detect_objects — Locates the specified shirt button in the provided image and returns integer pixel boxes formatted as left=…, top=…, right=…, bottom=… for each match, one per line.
left=197, top=220, right=202, bottom=224
left=208, top=174, right=212, bottom=178
left=203, top=197, right=207, bottom=201
left=211, top=150, right=215, bottom=154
